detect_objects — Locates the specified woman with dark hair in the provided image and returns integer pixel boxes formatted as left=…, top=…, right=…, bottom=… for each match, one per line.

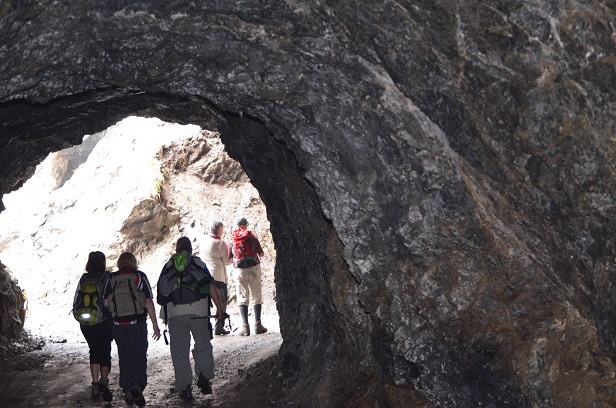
left=73, top=251, right=114, bottom=402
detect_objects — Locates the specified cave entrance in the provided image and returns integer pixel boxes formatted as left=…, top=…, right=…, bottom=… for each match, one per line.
left=0, top=115, right=280, bottom=351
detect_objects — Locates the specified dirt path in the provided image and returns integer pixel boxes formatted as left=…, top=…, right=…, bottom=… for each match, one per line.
left=0, top=312, right=282, bottom=408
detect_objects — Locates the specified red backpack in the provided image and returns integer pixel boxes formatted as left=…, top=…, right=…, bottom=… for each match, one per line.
left=231, top=229, right=258, bottom=268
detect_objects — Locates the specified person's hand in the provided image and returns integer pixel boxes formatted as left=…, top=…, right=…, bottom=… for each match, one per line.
left=152, top=326, right=161, bottom=341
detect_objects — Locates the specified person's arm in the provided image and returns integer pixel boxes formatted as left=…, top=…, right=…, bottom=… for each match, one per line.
left=252, top=235, right=265, bottom=258
left=72, top=275, right=83, bottom=308
left=140, top=272, right=161, bottom=340
left=103, top=277, right=111, bottom=308
left=227, top=240, right=234, bottom=261
left=220, top=240, right=231, bottom=266
left=209, top=283, right=223, bottom=320
left=145, top=298, right=161, bottom=340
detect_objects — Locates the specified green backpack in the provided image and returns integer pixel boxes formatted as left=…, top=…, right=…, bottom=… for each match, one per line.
left=156, top=253, right=211, bottom=306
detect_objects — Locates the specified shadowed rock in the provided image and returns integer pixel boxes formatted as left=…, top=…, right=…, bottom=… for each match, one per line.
left=1, top=1, right=615, bottom=407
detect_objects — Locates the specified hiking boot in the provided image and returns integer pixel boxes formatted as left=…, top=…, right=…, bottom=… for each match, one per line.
left=255, top=320, right=268, bottom=334
left=91, top=382, right=101, bottom=399
left=124, top=390, right=134, bottom=405
left=239, top=323, right=250, bottom=336
left=98, top=377, right=113, bottom=402
left=179, top=385, right=193, bottom=400
left=131, top=385, right=146, bottom=407
left=197, top=373, right=212, bottom=395
left=214, top=320, right=230, bottom=335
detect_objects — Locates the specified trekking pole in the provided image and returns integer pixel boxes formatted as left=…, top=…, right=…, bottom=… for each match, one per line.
left=223, top=313, right=237, bottom=333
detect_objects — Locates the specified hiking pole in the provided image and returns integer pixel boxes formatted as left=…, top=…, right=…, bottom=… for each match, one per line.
left=163, top=329, right=169, bottom=345
left=189, top=315, right=217, bottom=320
left=223, top=313, right=237, bottom=333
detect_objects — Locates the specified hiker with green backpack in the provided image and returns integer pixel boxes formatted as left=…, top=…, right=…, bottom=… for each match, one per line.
left=72, top=251, right=114, bottom=402
left=156, top=236, right=223, bottom=401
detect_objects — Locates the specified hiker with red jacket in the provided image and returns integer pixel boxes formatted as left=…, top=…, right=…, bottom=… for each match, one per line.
left=228, top=217, right=267, bottom=336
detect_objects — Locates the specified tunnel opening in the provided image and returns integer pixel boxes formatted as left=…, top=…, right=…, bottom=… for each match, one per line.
left=0, top=92, right=383, bottom=407
left=0, top=115, right=290, bottom=405
left=0, top=115, right=279, bottom=338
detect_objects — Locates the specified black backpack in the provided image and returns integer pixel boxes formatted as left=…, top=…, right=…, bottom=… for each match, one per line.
left=156, top=253, right=212, bottom=306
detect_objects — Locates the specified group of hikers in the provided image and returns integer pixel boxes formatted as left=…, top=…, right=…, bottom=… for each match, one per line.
left=72, top=217, right=267, bottom=405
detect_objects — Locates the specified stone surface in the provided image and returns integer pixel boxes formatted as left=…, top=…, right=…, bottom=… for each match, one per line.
left=0, top=1, right=615, bottom=407
left=0, top=262, right=24, bottom=342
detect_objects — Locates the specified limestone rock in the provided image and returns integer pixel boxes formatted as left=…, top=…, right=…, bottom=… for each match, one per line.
left=0, top=263, right=25, bottom=342
left=120, top=198, right=173, bottom=240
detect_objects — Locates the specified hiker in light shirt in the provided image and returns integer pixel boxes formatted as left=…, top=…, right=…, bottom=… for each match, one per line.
left=201, top=221, right=232, bottom=335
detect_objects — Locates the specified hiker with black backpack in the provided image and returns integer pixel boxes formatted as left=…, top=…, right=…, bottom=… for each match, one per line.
left=103, top=252, right=161, bottom=406
left=156, top=236, right=223, bottom=400
left=72, top=251, right=114, bottom=402
left=228, top=217, right=268, bottom=336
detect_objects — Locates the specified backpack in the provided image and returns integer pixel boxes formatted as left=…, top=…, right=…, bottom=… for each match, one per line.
left=156, top=253, right=212, bottom=306
left=108, top=270, right=147, bottom=322
left=73, top=274, right=105, bottom=326
left=232, top=230, right=258, bottom=268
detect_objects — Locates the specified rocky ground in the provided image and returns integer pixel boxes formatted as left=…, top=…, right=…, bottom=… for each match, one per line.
left=0, top=117, right=285, bottom=407
left=0, top=311, right=283, bottom=408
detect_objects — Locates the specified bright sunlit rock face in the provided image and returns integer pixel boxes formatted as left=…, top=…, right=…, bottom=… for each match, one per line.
left=1, top=1, right=615, bottom=407
left=0, top=116, right=275, bottom=342
left=0, top=117, right=193, bottom=334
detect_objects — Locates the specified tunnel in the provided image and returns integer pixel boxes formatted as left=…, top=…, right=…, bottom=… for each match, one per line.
left=2, top=2, right=616, bottom=407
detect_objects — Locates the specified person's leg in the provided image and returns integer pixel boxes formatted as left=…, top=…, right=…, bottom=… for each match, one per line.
left=191, top=316, right=214, bottom=379
left=190, top=316, right=214, bottom=395
left=91, top=321, right=113, bottom=401
left=251, top=265, right=263, bottom=307
left=90, top=364, right=101, bottom=383
left=91, top=320, right=113, bottom=376
left=214, top=281, right=229, bottom=335
left=254, top=304, right=263, bottom=322
left=111, top=324, right=132, bottom=393
left=80, top=325, right=99, bottom=384
left=169, top=315, right=194, bottom=391
left=237, top=269, right=251, bottom=335
left=215, top=281, right=228, bottom=314
left=128, top=323, right=148, bottom=406
left=239, top=305, right=249, bottom=324
left=130, top=323, right=149, bottom=389
left=251, top=265, right=267, bottom=334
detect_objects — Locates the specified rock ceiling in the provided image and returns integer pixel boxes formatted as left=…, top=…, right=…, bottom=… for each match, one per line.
left=1, top=1, right=615, bottom=407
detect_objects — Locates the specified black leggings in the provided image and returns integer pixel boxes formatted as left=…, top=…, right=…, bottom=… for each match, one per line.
left=80, top=319, right=113, bottom=367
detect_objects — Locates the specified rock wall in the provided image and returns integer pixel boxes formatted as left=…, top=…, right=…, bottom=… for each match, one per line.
left=0, top=1, right=615, bottom=407
left=0, top=263, right=25, bottom=343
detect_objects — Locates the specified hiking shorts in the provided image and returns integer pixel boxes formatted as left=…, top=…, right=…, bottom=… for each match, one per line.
left=236, top=264, right=262, bottom=306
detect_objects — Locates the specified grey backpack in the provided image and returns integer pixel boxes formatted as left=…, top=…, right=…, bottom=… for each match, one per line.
left=108, top=271, right=147, bottom=322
